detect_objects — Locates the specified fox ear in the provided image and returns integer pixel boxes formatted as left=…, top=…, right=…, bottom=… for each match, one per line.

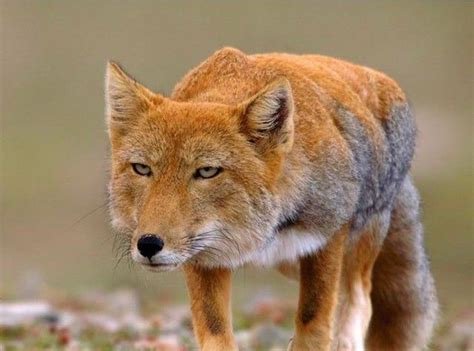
left=105, top=61, right=160, bottom=128
left=239, top=78, right=294, bottom=153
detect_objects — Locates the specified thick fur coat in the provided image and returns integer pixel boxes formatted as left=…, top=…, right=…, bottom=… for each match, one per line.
left=105, top=47, right=438, bottom=350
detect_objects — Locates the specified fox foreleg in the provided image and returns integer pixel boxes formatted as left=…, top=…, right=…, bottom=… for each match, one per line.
left=289, top=226, right=348, bottom=351
left=184, top=265, right=238, bottom=351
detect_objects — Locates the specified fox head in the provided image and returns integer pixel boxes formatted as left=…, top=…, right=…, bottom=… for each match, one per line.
left=105, top=62, right=294, bottom=271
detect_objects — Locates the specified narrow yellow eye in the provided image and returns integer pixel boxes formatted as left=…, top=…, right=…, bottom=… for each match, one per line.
left=195, top=167, right=222, bottom=179
left=132, top=163, right=152, bottom=176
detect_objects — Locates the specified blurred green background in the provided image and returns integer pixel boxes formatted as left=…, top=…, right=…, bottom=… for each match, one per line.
left=1, top=0, right=472, bottom=324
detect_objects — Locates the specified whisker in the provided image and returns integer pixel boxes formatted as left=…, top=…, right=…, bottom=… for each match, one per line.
left=69, top=202, right=108, bottom=229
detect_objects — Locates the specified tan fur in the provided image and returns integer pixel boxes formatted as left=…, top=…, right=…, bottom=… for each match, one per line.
left=184, top=265, right=237, bottom=350
left=105, top=47, right=437, bottom=350
left=334, top=213, right=389, bottom=351
left=291, top=226, right=347, bottom=351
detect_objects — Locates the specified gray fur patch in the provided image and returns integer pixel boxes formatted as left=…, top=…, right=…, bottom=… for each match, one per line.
left=379, top=104, right=417, bottom=207
left=335, top=104, right=416, bottom=231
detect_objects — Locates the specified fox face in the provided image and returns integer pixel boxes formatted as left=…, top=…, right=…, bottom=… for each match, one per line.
left=105, top=62, right=294, bottom=271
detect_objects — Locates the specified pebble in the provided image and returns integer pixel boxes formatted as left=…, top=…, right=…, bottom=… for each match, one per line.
left=249, top=323, right=292, bottom=350
left=0, top=301, right=57, bottom=327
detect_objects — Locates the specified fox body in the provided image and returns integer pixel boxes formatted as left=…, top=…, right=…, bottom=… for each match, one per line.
left=105, top=47, right=438, bottom=350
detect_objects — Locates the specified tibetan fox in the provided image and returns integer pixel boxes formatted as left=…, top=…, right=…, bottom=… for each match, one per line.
left=105, top=47, right=438, bottom=350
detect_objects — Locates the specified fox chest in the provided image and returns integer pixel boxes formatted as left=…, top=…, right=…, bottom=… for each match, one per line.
left=248, top=228, right=327, bottom=267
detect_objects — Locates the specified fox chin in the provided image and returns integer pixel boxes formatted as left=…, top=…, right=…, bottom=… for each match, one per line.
left=105, top=47, right=438, bottom=351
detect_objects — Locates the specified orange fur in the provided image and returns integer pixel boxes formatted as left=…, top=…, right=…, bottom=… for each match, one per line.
left=105, top=47, right=437, bottom=350
left=184, top=265, right=237, bottom=350
left=291, top=226, right=348, bottom=351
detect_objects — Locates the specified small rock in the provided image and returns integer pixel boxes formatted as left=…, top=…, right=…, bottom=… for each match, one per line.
left=134, top=334, right=185, bottom=351
left=57, top=327, right=71, bottom=346
left=121, top=312, right=150, bottom=333
left=243, top=293, right=295, bottom=325
left=79, top=288, right=140, bottom=317
left=249, top=323, right=292, bottom=350
left=0, top=301, right=58, bottom=327
left=235, top=329, right=252, bottom=351
left=106, top=289, right=141, bottom=317
left=68, top=311, right=150, bottom=334
left=152, top=306, right=191, bottom=333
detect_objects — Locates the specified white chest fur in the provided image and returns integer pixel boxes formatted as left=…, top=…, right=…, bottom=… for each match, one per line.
left=248, top=229, right=327, bottom=267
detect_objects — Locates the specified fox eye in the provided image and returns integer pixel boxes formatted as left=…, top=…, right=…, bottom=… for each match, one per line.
left=195, top=167, right=222, bottom=179
left=131, top=163, right=152, bottom=176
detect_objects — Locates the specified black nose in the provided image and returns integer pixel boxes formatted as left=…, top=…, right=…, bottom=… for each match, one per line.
left=137, top=234, right=164, bottom=259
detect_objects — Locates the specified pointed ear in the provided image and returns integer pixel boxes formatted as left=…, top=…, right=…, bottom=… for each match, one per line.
left=105, top=61, right=161, bottom=128
left=239, top=78, right=295, bottom=153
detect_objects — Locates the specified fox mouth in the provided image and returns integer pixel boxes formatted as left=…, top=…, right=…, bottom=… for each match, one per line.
left=141, top=262, right=179, bottom=272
